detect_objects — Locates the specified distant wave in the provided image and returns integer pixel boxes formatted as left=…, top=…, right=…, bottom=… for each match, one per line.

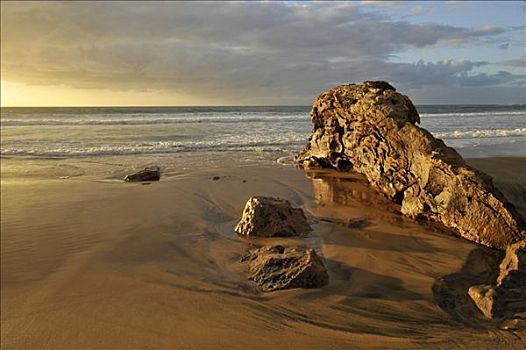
left=420, top=111, right=526, bottom=118
left=435, top=128, right=526, bottom=139
left=0, top=115, right=310, bottom=126
left=4, top=127, right=523, bottom=158
left=2, top=109, right=524, bottom=126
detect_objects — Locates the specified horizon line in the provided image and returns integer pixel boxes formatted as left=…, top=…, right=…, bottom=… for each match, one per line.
left=2, top=103, right=525, bottom=108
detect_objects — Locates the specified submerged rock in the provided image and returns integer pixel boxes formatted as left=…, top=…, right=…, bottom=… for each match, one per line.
left=241, top=245, right=329, bottom=292
left=295, top=81, right=525, bottom=249
left=124, top=166, right=161, bottom=182
left=235, top=196, right=311, bottom=237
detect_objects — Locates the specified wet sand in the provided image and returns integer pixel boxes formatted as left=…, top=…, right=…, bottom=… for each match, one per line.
left=1, top=157, right=525, bottom=349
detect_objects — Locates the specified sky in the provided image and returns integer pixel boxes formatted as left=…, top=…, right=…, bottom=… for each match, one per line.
left=1, top=1, right=525, bottom=106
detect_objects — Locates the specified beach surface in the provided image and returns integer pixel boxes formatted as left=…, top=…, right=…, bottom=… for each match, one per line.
left=1, top=156, right=525, bottom=349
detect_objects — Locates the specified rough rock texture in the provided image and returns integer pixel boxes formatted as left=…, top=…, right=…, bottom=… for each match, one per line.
left=235, top=196, right=311, bottom=237
left=468, top=284, right=503, bottom=319
left=497, top=239, right=526, bottom=288
left=295, top=81, right=525, bottom=249
left=241, top=245, right=329, bottom=292
left=124, top=166, right=161, bottom=182
left=468, top=284, right=526, bottom=320
left=468, top=240, right=526, bottom=320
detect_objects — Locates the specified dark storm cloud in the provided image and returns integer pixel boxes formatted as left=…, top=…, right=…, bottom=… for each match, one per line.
left=1, top=1, right=524, bottom=103
left=377, top=60, right=525, bottom=88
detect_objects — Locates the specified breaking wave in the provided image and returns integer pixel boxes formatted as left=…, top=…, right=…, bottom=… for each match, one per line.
left=435, top=128, right=526, bottom=139
left=0, top=140, right=306, bottom=158
left=0, top=114, right=309, bottom=126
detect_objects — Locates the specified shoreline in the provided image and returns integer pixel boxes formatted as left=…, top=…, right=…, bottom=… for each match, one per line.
left=1, top=156, right=525, bottom=349
left=1, top=153, right=525, bottom=181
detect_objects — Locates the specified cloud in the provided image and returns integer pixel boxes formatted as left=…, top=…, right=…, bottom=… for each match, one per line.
left=457, top=70, right=525, bottom=87
left=391, top=60, right=525, bottom=87
left=1, top=1, right=524, bottom=104
left=324, top=59, right=525, bottom=90
left=410, top=6, right=428, bottom=16
left=360, top=1, right=400, bottom=8
left=500, top=58, right=526, bottom=67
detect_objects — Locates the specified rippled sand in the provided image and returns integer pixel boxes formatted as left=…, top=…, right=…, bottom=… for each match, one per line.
left=1, top=157, right=525, bottom=349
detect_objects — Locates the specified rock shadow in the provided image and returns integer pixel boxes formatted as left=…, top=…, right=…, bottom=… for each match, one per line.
left=295, top=258, right=423, bottom=302
left=318, top=216, right=373, bottom=229
left=319, top=224, right=439, bottom=253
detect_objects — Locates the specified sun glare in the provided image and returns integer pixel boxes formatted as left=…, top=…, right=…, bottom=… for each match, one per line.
left=0, top=80, right=214, bottom=107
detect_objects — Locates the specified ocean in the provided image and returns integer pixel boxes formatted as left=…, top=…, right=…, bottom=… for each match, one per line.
left=1, top=105, right=525, bottom=168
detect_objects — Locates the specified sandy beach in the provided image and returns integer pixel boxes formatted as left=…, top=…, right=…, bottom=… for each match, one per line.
left=1, top=156, right=524, bottom=349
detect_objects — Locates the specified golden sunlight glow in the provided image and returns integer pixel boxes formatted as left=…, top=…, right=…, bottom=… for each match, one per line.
left=0, top=80, right=217, bottom=107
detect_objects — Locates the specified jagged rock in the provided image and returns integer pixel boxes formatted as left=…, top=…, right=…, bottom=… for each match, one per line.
left=241, top=245, right=329, bottom=291
left=497, top=239, right=526, bottom=288
left=124, top=166, right=161, bottom=182
left=235, top=196, right=311, bottom=237
left=468, top=284, right=504, bottom=319
left=468, top=240, right=526, bottom=320
left=468, top=284, right=526, bottom=320
left=295, top=81, right=525, bottom=249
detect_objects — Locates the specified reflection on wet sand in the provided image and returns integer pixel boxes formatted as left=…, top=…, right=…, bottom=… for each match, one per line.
left=306, top=169, right=407, bottom=226
left=307, top=170, right=377, bottom=206
left=306, top=168, right=458, bottom=236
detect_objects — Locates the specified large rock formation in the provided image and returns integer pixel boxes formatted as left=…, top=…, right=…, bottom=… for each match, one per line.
left=241, top=245, right=329, bottom=291
left=235, top=196, right=311, bottom=237
left=295, top=81, right=525, bottom=249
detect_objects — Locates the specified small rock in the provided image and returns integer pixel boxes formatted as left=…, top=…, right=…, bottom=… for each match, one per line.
left=468, top=284, right=504, bottom=319
left=212, top=176, right=220, bottom=181
left=497, top=239, right=526, bottom=288
left=467, top=240, right=526, bottom=320
left=500, top=317, right=526, bottom=331
left=124, top=166, right=160, bottom=182
left=235, top=196, right=311, bottom=237
left=242, top=245, right=329, bottom=292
